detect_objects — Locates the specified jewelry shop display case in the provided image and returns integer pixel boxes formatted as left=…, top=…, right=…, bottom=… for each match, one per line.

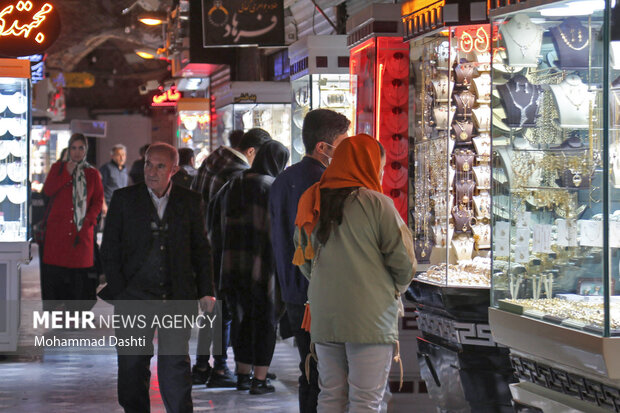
left=0, top=59, right=32, bottom=352
left=488, top=0, right=620, bottom=411
left=212, top=81, right=291, bottom=155
left=402, top=1, right=515, bottom=411
left=288, top=35, right=354, bottom=164
left=348, top=3, right=410, bottom=224
left=176, top=98, right=211, bottom=165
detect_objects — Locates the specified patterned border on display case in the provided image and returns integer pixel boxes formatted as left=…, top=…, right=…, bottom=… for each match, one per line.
left=417, top=311, right=500, bottom=347
left=510, top=354, right=620, bottom=412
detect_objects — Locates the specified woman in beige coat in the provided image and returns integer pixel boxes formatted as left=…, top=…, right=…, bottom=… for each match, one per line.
left=294, top=134, right=416, bottom=413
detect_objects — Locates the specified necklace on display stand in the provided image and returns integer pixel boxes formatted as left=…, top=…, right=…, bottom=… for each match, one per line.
left=557, top=24, right=589, bottom=51
left=560, top=75, right=589, bottom=111
left=501, top=14, right=543, bottom=60
left=506, top=81, right=537, bottom=127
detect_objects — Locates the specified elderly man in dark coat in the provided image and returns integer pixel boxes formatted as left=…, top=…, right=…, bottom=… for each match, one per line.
left=101, top=142, right=215, bottom=413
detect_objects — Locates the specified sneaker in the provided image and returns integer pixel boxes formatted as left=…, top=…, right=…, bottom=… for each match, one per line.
left=249, top=378, right=275, bottom=395
left=192, top=364, right=212, bottom=385
left=236, top=373, right=252, bottom=391
left=266, top=371, right=276, bottom=380
left=207, top=367, right=237, bottom=388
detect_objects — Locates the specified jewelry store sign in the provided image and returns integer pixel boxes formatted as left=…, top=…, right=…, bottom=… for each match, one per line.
left=0, top=0, right=61, bottom=57
left=202, top=0, right=284, bottom=47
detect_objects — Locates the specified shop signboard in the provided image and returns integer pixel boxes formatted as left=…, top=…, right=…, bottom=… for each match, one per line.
left=0, top=0, right=61, bottom=57
left=201, top=0, right=284, bottom=47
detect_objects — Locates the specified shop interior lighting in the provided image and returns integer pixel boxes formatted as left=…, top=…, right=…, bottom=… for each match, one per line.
left=539, top=0, right=614, bottom=16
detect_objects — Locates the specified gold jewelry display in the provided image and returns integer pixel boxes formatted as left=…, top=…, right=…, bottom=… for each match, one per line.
left=556, top=25, right=589, bottom=51
left=473, top=165, right=491, bottom=189
left=472, top=74, right=491, bottom=103
left=451, top=234, right=475, bottom=262
left=473, top=135, right=491, bottom=157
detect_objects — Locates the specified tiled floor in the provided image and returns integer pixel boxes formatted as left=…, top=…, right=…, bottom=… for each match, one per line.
left=0, top=245, right=431, bottom=412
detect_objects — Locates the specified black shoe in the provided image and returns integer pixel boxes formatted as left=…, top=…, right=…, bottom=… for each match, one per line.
left=207, top=367, right=237, bottom=388
left=192, top=364, right=212, bottom=385
left=250, top=378, right=275, bottom=395
left=236, top=373, right=252, bottom=391
left=266, top=371, right=276, bottom=380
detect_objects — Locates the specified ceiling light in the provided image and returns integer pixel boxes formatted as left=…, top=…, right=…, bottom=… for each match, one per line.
left=135, top=49, right=157, bottom=59
left=539, top=0, right=614, bottom=16
left=138, top=12, right=166, bottom=25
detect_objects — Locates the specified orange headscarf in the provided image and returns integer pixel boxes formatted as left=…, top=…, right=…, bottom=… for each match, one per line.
left=292, top=134, right=383, bottom=265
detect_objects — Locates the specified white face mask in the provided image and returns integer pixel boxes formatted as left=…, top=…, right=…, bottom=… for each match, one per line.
left=322, top=142, right=336, bottom=165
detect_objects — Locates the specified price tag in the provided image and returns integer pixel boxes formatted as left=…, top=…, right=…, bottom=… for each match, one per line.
left=532, top=224, right=552, bottom=253
left=556, top=219, right=578, bottom=247
left=494, top=221, right=510, bottom=256
left=578, top=220, right=603, bottom=248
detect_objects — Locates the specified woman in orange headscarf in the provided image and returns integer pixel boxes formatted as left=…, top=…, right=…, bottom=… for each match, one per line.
left=293, top=134, right=415, bottom=413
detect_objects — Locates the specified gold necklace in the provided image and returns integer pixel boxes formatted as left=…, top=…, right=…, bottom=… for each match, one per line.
left=557, top=26, right=589, bottom=51
left=454, top=120, right=471, bottom=141
left=561, top=82, right=588, bottom=110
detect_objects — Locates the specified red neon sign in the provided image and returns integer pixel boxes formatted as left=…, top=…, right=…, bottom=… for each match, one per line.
left=455, top=25, right=495, bottom=54
left=0, top=0, right=60, bottom=56
left=0, top=1, right=53, bottom=43
left=152, top=87, right=182, bottom=106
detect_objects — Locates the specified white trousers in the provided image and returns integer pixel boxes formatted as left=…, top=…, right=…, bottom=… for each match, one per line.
left=315, top=342, right=393, bottom=413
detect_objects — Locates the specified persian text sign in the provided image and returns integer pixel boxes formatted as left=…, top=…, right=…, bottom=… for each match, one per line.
left=202, top=0, right=283, bottom=47
left=0, top=1, right=60, bottom=57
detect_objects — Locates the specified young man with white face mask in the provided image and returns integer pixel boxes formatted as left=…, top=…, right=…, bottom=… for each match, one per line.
left=268, top=109, right=349, bottom=412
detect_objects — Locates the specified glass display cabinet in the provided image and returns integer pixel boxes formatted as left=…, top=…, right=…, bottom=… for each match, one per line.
left=176, top=98, right=210, bottom=164
left=349, top=27, right=410, bottom=223
left=289, top=35, right=354, bottom=164
left=488, top=0, right=620, bottom=410
left=213, top=81, right=291, bottom=154
left=402, top=1, right=515, bottom=410
left=0, top=58, right=32, bottom=352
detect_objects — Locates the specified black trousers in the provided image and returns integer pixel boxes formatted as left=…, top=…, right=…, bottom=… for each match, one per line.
left=227, top=289, right=277, bottom=367
left=115, top=300, right=193, bottom=413
left=287, top=302, right=320, bottom=413
left=40, top=260, right=97, bottom=312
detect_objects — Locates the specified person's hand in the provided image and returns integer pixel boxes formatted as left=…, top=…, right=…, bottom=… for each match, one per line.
left=101, top=200, right=108, bottom=216
left=199, top=295, right=216, bottom=313
left=66, top=160, right=77, bottom=175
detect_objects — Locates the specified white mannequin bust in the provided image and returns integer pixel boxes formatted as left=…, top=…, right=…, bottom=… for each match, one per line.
left=473, top=74, right=491, bottom=103
left=432, top=75, right=454, bottom=102
left=549, top=74, right=595, bottom=128
left=452, top=234, right=474, bottom=263
left=472, top=106, right=491, bottom=131
left=433, top=105, right=456, bottom=130
left=500, top=14, right=543, bottom=68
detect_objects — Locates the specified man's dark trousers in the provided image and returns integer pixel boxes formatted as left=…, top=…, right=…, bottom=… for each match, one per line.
left=116, top=300, right=193, bottom=413
left=196, top=298, right=232, bottom=370
left=287, top=302, right=319, bottom=413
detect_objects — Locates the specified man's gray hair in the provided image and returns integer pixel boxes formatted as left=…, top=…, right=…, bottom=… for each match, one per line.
left=145, top=142, right=179, bottom=166
left=110, top=144, right=127, bottom=155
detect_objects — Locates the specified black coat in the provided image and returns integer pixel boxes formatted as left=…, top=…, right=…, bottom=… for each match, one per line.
left=100, top=183, right=214, bottom=301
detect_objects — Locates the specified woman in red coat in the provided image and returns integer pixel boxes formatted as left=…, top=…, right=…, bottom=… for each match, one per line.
left=41, top=133, right=104, bottom=311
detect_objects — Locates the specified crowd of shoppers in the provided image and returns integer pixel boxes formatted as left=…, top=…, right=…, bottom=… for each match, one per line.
left=37, top=110, right=416, bottom=413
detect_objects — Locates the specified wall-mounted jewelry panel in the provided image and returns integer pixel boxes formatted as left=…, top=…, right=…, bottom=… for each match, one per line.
left=489, top=4, right=611, bottom=336
left=410, top=25, right=492, bottom=287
